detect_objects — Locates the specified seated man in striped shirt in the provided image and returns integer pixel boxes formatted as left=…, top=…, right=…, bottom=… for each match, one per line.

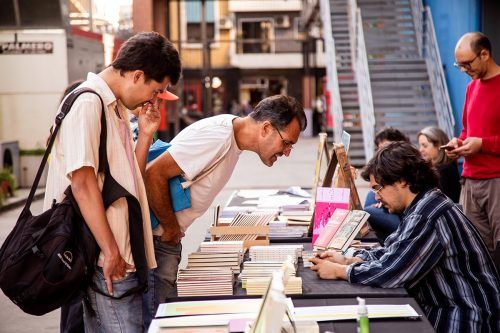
left=309, top=141, right=499, bottom=332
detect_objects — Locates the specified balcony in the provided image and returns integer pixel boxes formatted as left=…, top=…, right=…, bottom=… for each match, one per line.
left=230, top=34, right=299, bottom=68
left=229, top=0, right=302, bottom=12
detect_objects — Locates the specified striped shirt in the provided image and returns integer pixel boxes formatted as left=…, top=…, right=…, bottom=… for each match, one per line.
left=347, top=189, right=500, bottom=332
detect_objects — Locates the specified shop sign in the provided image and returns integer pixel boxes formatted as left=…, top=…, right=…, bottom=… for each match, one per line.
left=0, top=41, right=54, bottom=54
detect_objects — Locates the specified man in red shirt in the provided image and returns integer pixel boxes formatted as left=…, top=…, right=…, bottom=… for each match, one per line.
left=446, top=32, right=500, bottom=253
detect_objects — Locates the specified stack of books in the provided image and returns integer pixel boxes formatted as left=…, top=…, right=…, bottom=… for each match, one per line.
left=314, top=209, right=370, bottom=252
left=217, top=212, right=276, bottom=242
left=279, top=210, right=314, bottom=226
left=199, top=240, right=244, bottom=253
left=249, top=245, right=303, bottom=262
left=187, top=251, right=242, bottom=274
left=239, top=261, right=296, bottom=286
left=177, top=268, right=234, bottom=297
left=246, top=276, right=303, bottom=295
left=268, top=220, right=307, bottom=238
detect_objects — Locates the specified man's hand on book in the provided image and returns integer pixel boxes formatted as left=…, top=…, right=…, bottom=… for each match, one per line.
left=316, top=251, right=349, bottom=265
left=309, top=257, right=347, bottom=280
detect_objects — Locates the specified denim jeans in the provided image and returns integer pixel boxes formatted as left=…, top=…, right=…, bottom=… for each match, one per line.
left=83, top=268, right=143, bottom=333
left=143, top=237, right=182, bottom=329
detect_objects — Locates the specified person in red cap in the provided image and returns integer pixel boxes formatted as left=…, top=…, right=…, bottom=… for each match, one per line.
left=129, top=89, right=179, bottom=142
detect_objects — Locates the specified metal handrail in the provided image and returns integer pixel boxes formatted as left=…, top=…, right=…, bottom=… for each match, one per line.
left=422, top=6, right=454, bottom=138
left=347, top=0, right=357, bottom=69
left=410, top=0, right=424, bottom=57
left=354, top=8, right=375, bottom=161
left=320, top=0, right=344, bottom=142
left=346, top=0, right=375, bottom=161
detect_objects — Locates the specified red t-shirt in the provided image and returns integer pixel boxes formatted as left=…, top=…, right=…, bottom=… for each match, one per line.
left=459, top=73, right=500, bottom=179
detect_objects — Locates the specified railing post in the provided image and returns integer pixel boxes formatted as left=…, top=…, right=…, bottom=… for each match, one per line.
left=410, top=0, right=424, bottom=57
left=354, top=8, right=375, bottom=161
left=320, top=0, right=344, bottom=143
left=422, top=6, right=455, bottom=138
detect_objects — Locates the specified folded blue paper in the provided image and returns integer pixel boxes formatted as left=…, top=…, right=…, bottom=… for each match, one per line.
left=147, top=139, right=191, bottom=229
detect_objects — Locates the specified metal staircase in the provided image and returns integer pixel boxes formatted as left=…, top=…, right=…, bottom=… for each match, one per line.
left=329, top=0, right=366, bottom=166
left=319, top=0, right=453, bottom=164
left=356, top=0, right=439, bottom=142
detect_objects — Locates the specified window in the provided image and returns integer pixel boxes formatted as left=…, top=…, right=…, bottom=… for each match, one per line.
left=0, top=0, right=62, bottom=28
left=0, top=0, right=16, bottom=27
left=186, top=0, right=215, bottom=43
left=238, top=19, right=273, bottom=54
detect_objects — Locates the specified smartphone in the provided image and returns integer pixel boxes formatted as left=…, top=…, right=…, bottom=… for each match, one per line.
left=439, top=145, right=454, bottom=151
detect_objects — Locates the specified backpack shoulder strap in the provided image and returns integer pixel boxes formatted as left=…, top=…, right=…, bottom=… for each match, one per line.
left=21, top=88, right=105, bottom=217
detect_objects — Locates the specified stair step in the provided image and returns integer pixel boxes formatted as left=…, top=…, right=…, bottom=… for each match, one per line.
left=373, top=105, right=436, bottom=113
left=370, top=63, right=427, bottom=71
left=372, top=91, right=433, bottom=99
left=368, top=58, right=426, bottom=64
left=374, top=105, right=435, bottom=112
left=373, top=97, right=434, bottom=106
left=358, top=0, right=411, bottom=5
left=369, top=72, right=429, bottom=80
left=371, top=81, right=431, bottom=88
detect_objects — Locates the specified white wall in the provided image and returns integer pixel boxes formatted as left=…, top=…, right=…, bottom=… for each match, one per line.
left=0, top=29, right=68, bottom=149
left=67, top=34, right=105, bottom=83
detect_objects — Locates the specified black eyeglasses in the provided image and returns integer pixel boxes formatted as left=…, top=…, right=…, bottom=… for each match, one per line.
left=371, top=184, right=384, bottom=195
left=453, top=53, right=480, bottom=71
left=274, top=126, right=294, bottom=152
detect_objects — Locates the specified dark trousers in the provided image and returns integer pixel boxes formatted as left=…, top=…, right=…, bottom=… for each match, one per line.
left=60, top=294, right=84, bottom=333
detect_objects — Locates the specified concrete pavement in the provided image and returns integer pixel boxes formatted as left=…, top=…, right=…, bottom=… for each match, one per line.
left=0, top=136, right=370, bottom=332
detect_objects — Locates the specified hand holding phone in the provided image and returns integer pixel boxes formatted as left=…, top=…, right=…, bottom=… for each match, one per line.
left=440, top=145, right=454, bottom=151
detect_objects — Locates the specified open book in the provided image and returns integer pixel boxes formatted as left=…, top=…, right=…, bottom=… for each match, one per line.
left=314, top=209, right=370, bottom=252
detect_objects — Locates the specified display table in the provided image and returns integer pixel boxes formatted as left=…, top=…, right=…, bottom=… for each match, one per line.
left=171, top=241, right=407, bottom=302
left=293, top=297, right=435, bottom=333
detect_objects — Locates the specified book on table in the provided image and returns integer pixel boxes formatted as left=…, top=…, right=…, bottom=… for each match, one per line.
left=311, top=187, right=350, bottom=244
left=314, top=209, right=370, bottom=252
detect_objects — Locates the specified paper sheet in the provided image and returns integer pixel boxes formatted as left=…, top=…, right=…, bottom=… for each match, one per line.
left=257, top=195, right=309, bottom=209
left=294, top=304, right=420, bottom=321
left=152, top=313, right=256, bottom=329
left=156, top=299, right=262, bottom=318
left=237, top=190, right=279, bottom=198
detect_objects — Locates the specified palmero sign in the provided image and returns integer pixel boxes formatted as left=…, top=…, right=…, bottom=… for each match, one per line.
left=0, top=41, right=54, bottom=54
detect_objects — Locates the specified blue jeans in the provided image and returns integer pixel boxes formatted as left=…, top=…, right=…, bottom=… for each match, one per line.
left=364, top=191, right=401, bottom=244
left=83, top=268, right=143, bottom=333
left=143, top=237, right=182, bottom=329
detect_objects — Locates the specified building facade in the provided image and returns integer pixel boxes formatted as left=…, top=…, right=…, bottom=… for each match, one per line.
left=133, top=0, right=326, bottom=138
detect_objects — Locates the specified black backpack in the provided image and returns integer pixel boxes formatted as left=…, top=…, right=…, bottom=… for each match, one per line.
left=0, top=88, right=148, bottom=316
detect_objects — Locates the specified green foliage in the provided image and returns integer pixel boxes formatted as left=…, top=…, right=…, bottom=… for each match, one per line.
left=20, top=149, right=46, bottom=156
left=0, top=168, right=16, bottom=207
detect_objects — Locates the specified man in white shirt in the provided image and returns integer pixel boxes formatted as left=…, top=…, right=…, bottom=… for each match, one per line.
left=144, top=95, right=307, bottom=321
left=44, top=32, right=181, bottom=332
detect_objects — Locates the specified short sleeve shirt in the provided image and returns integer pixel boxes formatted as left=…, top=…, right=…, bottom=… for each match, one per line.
left=43, top=73, right=156, bottom=269
left=158, top=114, right=242, bottom=231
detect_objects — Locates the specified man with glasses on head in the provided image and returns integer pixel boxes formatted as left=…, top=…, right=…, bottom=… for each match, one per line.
left=309, top=142, right=499, bottom=332
left=445, top=32, right=500, bottom=255
left=143, top=95, right=306, bottom=324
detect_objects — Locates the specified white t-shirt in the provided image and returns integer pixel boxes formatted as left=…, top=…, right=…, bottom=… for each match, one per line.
left=165, top=114, right=242, bottom=231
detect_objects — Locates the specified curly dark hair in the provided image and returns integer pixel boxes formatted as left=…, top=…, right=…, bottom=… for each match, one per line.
left=374, top=127, right=409, bottom=148
left=361, top=141, right=439, bottom=194
left=249, top=95, right=307, bottom=131
left=111, top=32, right=181, bottom=85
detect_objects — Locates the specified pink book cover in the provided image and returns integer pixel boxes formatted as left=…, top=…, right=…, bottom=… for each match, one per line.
left=313, top=208, right=350, bottom=249
left=312, top=187, right=350, bottom=244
